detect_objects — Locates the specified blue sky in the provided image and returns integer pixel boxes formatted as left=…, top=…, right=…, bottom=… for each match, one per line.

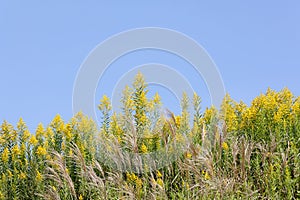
left=1, top=1, right=299, bottom=131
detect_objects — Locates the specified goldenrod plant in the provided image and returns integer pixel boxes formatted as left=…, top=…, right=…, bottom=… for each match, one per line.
left=0, top=73, right=299, bottom=199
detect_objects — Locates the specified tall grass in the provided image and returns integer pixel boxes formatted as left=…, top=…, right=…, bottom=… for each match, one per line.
left=0, top=73, right=299, bottom=199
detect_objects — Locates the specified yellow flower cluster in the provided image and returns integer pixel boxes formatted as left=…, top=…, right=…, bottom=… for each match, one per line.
left=182, top=180, right=190, bottom=189
left=29, top=135, right=38, bottom=145
left=19, top=172, right=26, bottom=179
left=222, top=142, right=229, bottom=151
left=36, top=170, right=42, bottom=182
left=12, top=145, right=21, bottom=155
left=2, top=148, right=9, bottom=163
left=175, top=116, right=181, bottom=128
left=36, top=123, right=45, bottom=139
left=63, top=123, right=72, bottom=141
left=156, top=170, right=162, bottom=178
left=202, top=170, right=211, bottom=180
left=153, top=93, right=161, bottom=104
left=22, top=130, right=31, bottom=141
left=98, top=95, right=112, bottom=111
left=140, top=143, right=148, bottom=153
left=126, top=172, right=143, bottom=188
left=0, top=110, right=101, bottom=199
left=157, top=178, right=164, bottom=187
left=36, top=146, right=47, bottom=156
left=185, top=151, right=192, bottom=159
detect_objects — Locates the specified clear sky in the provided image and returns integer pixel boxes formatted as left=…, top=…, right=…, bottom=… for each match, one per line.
left=1, top=1, right=299, bottom=131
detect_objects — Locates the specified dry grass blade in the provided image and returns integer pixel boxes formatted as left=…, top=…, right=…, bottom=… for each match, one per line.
left=45, top=151, right=77, bottom=199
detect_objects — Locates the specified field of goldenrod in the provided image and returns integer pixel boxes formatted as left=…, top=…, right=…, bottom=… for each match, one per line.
left=0, top=73, right=299, bottom=199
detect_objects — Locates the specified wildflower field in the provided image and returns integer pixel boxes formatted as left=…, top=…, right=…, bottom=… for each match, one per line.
left=0, top=73, right=299, bottom=199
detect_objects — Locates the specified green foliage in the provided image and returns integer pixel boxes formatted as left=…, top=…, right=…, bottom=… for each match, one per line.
left=0, top=74, right=299, bottom=199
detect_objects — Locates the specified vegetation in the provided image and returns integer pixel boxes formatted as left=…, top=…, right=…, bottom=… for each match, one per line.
left=0, top=73, right=299, bottom=199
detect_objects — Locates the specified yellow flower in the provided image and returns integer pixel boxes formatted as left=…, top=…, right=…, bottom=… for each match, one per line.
left=36, top=170, right=42, bottom=182
left=98, top=95, right=112, bottom=111
left=140, top=143, right=148, bottom=153
left=204, top=107, right=218, bottom=123
left=36, top=123, right=45, bottom=139
left=53, top=114, right=63, bottom=125
left=46, top=154, right=51, bottom=160
left=126, top=172, right=131, bottom=181
left=186, top=152, right=192, bottom=159
left=57, top=123, right=64, bottom=133
left=222, top=142, right=229, bottom=151
left=126, top=98, right=134, bottom=110
left=46, top=127, right=54, bottom=138
left=69, top=149, right=73, bottom=157
left=10, top=130, right=18, bottom=142
left=182, top=180, right=189, bottom=189
left=79, top=194, right=83, bottom=200
left=157, top=178, right=164, bottom=187
left=63, top=124, right=72, bottom=141
left=51, top=114, right=64, bottom=132
left=12, top=145, right=21, bottom=155
left=175, top=116, right=181, bottom=128
left=29, top=135, right=38, bottom=145
left=21, top=143, right=26, bottom=152
left=137, top=113, right=147, bottom=125
left=0, top=135, right=5, bottom=144
left=126, top=172, right=137, bottom=183
left=22, top=130, right=31, bottom=141
left=204, top=171, right=211, bottom=180
left=61, top=142, right=66, bottom=151
left=131, top=173, right=137, bottom=181
left=135, top=177, right=143, bottom=188
left=140, top=91, right=147, bottom=104
left=19, top=172, right=26, bottom=179
left=153, top=93, right=161, bottom=104
left=17, top=117, right=26, bottom=130
left=2, top=147, right=9, bottom=163
left=36, top=146, right=47, bottom=156
left=156, top=170, right=162, bottom=178
left=117, top=135, right=122, bottom=143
